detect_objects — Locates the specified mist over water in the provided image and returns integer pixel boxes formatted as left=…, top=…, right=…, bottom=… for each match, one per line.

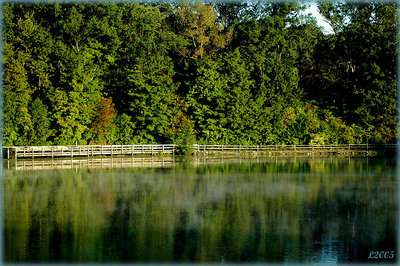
left=3, top=157, right=397, bottom=263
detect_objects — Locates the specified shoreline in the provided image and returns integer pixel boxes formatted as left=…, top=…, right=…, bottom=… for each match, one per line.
left=2, top=153, right=395, bottom=171
left=2, top=144, right=397, bottom=160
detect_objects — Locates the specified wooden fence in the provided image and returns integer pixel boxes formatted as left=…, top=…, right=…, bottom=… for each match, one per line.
left=193, top=144, right=397, bottom=152
left=2, top=144, right=176, bottom=159
left=2, top=144, right=397, bottom=159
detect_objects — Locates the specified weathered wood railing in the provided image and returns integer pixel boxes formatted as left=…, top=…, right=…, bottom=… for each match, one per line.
left=193, top=144, right=397, bottom=152
left=2, top=144, right=397, bottom=159
left=2, top=144, right=176, bottom=159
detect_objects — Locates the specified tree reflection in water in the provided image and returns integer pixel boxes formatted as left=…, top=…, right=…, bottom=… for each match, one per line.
left=3, top=157, right=397, bottom=263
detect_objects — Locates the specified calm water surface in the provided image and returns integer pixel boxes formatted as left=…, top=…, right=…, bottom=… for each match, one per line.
left=3, top=157, right=397, bottom=263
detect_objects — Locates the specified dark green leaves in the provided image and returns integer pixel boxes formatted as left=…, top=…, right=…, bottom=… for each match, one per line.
left=2, top=2, right=397, bottom=146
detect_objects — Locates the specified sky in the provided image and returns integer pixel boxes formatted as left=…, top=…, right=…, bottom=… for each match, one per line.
left=304, top=2, right=335, bottom=34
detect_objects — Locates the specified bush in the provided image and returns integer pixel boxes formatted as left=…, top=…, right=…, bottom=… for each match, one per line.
left=173, top=122, right=196, bottom=155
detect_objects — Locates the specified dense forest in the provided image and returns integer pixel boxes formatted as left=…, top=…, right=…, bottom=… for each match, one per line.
left=2, top=1, right=398, bottom=147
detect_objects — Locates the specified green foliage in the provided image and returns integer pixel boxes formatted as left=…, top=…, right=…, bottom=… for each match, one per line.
left=173, top=120, right=196, bottom=155
left=28, top=98, right=52, bottom=145
left=313, top=2, right=398, bottom=143
left=113, top=113, right=136, bottom=145
left=186, top=56, right=228, bottom=143
left=2, top=2, right=397, bottom=146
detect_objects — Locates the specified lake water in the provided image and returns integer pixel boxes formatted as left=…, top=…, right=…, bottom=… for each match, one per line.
left=3, top=156, right=397, bottom=263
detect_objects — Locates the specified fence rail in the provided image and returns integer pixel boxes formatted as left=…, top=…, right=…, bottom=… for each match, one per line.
left=193, top=144, right=397, bottom=152
left=2, top=144, right=176, bottom=159
left=2, top=144, right=397, bottom=159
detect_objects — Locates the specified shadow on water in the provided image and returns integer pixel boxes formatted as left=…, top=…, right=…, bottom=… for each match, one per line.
left=3, top=156, right=397, bottom=263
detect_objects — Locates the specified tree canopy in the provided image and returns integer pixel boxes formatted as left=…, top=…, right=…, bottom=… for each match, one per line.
left=2, top=1, right=398, bottom=146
